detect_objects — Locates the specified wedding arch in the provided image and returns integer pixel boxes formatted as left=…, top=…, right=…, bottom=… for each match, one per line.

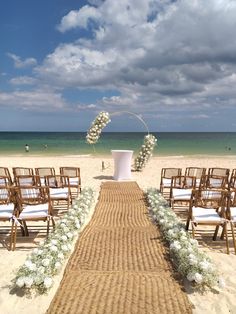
left=86, top=111, right=157, bottom=171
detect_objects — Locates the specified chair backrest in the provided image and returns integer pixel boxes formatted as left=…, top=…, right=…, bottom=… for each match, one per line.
left=60, top=167, right=80, bottom=177
left=192, top=188, right=226, bottom=208
left=0, top=186, right=13, bottom=204
left=15, top=175, right=40, bottom=187
left=35, top=167, right=56, bottom=177
left=185, top=167, right=206, bottom=178
left=15, top=186, right=48, bottom=205
left=202, top=175, right=228, bottom=189
left=13, top=167, right=34, bottom=184
left=208, top=167, right=230, bottom=178
left=161, top=168, right=182, bottom=179
left=35, top=168, right=56, bottom=186
left=0, top=176, right=10, bottom=187
left=229, top=169, right=236, bottom=189
left=0, top=167, right=13, bottom=185
left=45, top=175, right=70, bottom=188
left=171, top=175, right=196, bottom=189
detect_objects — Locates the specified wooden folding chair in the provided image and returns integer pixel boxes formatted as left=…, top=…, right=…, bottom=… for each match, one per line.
left=45, top=175, right=71, bottom=210
left=226, top=190, right=236, bottom=254
left=170, top=175, right=196, bottom=210
left=0, top=186, right=16, bottom=250
left=160, top=168, right=182, bottom=199
left=12, top=186, right=54, bottom=250
left=60, top=167, right=81, bottom=198
left=187, top=189, right=229, bottom=254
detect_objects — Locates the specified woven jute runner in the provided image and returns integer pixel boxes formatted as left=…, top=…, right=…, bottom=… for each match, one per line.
left=47, top=181, right=192, bottom=314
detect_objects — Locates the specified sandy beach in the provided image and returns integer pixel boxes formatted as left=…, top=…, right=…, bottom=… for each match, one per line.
left=0, top=155, right=236, bottom=313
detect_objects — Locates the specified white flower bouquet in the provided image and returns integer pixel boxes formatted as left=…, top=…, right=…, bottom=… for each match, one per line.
left=134, top=134, right=157, bottom=171
left=86, top=111, right=111, bottom=144
left=13, top=188, right=94, bottom=294
left=147, top=188, right=224, bottom=289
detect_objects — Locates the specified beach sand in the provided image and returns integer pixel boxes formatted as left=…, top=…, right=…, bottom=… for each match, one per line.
left=0, top=155, right=236, bottom=313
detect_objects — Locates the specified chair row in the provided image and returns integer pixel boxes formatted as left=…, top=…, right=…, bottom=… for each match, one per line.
left=0, top=185, right=55, bottom=250
left=160, top=167, right=236, bottom=198
left=0, top=167, right=81, bottom=193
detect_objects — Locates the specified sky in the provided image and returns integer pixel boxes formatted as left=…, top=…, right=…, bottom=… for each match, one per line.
left=1, top=0, right=236, bottom=132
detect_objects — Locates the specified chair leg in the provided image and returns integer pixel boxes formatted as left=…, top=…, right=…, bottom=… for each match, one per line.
left=23, top=221, right=29, bottom=237
left=12, top=224, right=18, bottom=251
left=213, top=225, right=220, bottom=241
left=220, top=224, right=226, bottom=240
left=10, top=220, right=15, bottom=251
left=225, top=223, right=229, bottom=254
left=230, top=222, right=236, bottom=255
left=186, top=218, right=190, bottom=231
left=47, top=218, right=50, bottom=236
left=191, top=222, right=196, bottom=238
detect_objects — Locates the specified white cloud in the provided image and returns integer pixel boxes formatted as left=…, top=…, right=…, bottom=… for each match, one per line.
left=0, top=89, right=66, bottom=110
left=34, top=0, right=236, bottom=124
left=57, top=6, right=101, bottom=32
left=7, top=53, right=37, bottom=68
left=10, top=76, right=37, bottom=85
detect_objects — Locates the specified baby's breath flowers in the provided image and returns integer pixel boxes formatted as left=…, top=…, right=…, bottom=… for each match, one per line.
left=86, top=111, right=111, bottom=144
left=13, top=188, right=94, bottom=294
left=134, top=134, right=157, bottom=171
left=147, top=188, right=224, bottom=289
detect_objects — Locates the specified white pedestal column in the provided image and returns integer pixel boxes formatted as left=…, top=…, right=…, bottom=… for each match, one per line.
left=111, top=150, right=133, bottom=181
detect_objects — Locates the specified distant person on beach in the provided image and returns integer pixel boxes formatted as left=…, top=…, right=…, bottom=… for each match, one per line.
left=25, top=144, right=29, bottom=152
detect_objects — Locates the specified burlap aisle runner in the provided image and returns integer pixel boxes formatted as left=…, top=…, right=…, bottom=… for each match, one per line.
left=47, top=182, right=192, bottom=314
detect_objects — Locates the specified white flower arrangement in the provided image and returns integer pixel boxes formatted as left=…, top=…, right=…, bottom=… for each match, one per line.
left=147, top=188, right=225, bottom=289
left=13, top=188, right=94, bottom=294
left=134, top=134, right=157, bottom=171
left=86, top=111, right=111, bottom=144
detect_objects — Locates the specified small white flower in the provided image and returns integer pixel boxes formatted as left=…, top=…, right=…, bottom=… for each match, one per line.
left=194, top=273, right=203, bottom=284
left=50, top=245, right=58, bottom=252
left=24, top=276, right=34, bottom=288
left=55, top=262, right=61, bottom=269
left=16, top=277, right=25, bottom=288
left=24, top=260, right=37, bottom=271
left=218, top=277, right=226, bottom=289
left=58, top=252, right=64, bottom=260
left=42, top=258, right=50, bottom=267
left=61, top=235, right=67, bottom=241
left=43, top=277, right=53, bottom=289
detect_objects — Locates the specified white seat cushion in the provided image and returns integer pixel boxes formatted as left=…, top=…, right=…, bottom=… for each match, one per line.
left=19, top=203, right=49, bottom=219
left=201, top=190, right=222, bottom=199
left=21, top=188, right=41, bottom=198
left=0, top=203, right=14, bottom=218
left=162, top=178, right=172, bottom=187
left=49, top=187, right=69, bottom=199
left=209, top=178, right=223, bottom=188
left=172, top=188, right=192, bottom=200
left=192, top=206, right=224, bottom=222
left=230, top=207, right=236, bottom=222
left=69, top=178, right=79, bottom=186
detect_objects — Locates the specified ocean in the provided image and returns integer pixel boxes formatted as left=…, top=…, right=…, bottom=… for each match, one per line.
left=0, top=132, right=236, bottom=157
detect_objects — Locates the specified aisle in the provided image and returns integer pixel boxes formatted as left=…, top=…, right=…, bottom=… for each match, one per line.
left=47, top=182, right=192, bottom=314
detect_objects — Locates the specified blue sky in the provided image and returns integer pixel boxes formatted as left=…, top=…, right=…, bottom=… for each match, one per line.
left=1, top=0, right=236, bottom=132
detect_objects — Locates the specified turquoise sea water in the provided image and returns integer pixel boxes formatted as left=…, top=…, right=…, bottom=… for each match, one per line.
left=0, top=132, right=236, bottom=157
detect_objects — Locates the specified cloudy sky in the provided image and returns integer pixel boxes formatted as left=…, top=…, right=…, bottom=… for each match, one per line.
left=1, top=0, right=236, bottom=132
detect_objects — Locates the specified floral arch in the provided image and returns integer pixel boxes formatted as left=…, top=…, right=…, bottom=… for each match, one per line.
left=86, top=111, right=157, bottom=171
